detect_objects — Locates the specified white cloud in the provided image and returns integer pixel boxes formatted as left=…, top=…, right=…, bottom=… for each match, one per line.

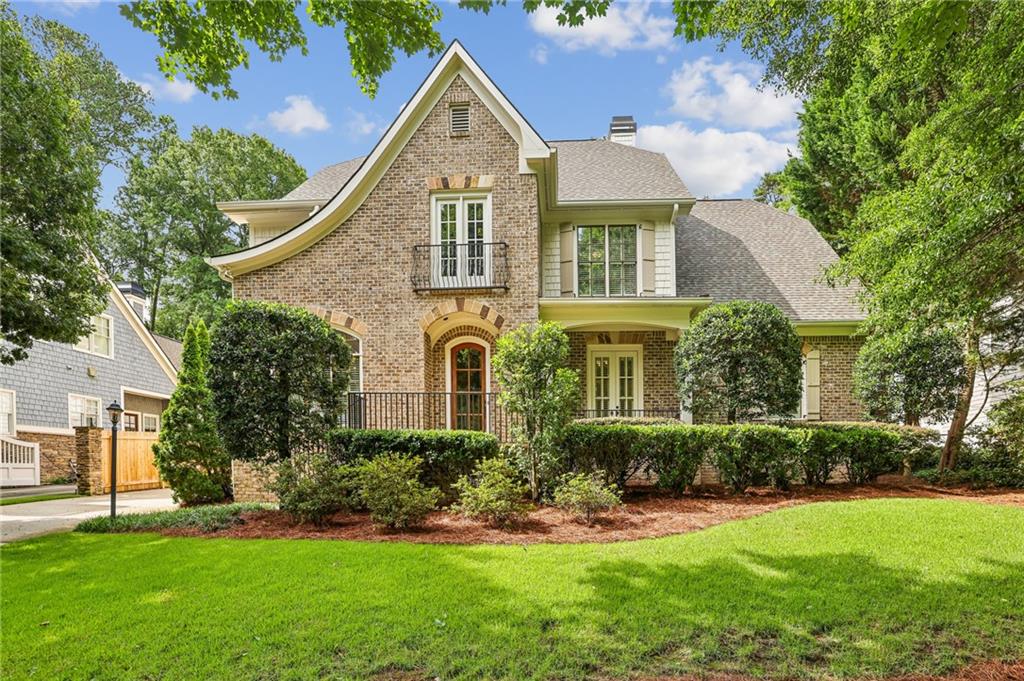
left=530, top=44, right=549, bottom=65
left=133, top=74, right=199, bottom=103
left=46, top=0, right=100, bottom=14
left=265, top=95, right=331, bottom=135
left=663, top=57, right=801, bottom=130
left=655, top=54, right=668, bottom=65
left=637, top=123, right=793, bottom=197
left=345, top=109, right=382, bottom=139
left=529, top=2, right=674, bottom=55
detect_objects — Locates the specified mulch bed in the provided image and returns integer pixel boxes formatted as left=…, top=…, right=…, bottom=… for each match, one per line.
left=632, top=661, right=1024, bottom=681
left=167, top=477, right=1024, bottom=545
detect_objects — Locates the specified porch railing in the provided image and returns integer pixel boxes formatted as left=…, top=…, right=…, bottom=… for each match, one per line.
left=410, top=242, right=509, bottom=291
left=345, top=393, right=684, bottom=441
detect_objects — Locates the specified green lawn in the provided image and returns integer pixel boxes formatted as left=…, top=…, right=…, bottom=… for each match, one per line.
left=0, top=492, right=79, bottom=506
left=2, top=499, right=1022, bottom=680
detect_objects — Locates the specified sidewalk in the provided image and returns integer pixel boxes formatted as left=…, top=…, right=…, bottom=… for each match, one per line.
left=0, top=484, right=77, bottom=500
left=0, top=488, right=177, bottom=543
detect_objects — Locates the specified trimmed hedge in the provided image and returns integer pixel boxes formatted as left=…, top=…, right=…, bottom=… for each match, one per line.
left=561, top=421, right=934, bottom=493
left=326, top=428, right=499, bottom=491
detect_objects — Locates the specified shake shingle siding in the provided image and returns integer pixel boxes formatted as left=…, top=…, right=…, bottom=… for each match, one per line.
left=0, top=295, right=175, bottom=430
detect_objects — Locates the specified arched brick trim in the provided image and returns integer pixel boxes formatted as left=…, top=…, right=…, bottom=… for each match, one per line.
left=419, top=298, right=505, bottom=341
left=304, top=305, right=368, bottom=337
left=427, top=324, right=498, bottom=393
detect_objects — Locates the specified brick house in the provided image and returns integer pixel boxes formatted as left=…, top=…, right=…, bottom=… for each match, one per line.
left=0, top=279, right=179, bottom=485
left=209, top=42, right=866, bottom=491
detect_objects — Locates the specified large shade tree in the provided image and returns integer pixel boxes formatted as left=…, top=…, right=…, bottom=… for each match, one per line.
left=0, top=6, right=106, bottom=364
left=99, top=125, right=306, bottom=338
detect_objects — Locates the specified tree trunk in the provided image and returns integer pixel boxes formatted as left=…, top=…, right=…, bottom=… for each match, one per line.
left=940, top=328, right=979, bottom=472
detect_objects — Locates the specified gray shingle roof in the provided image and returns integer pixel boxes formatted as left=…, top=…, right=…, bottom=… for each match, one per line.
left=153, top=334, right=183, bottom=370
left=282, top=156, right=367, bottom=200
left=676, top=200, right=865, bottom=321
left=550, top=139, right=693, bottom=202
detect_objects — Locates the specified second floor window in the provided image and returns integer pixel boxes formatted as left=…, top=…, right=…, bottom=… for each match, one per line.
left=431, top=194, right=491, bottom=287
left=577, top=224, right=638, bottom=297
left=75, top=315, right=112, bottom=357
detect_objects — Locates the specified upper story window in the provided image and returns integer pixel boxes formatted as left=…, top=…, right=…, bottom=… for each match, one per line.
left=75, top=314, right=113, bottom=357
left=0, top=389, right=15, bottom=434
left=69, top=394, right=101, bottom=428
left=449, top=103, right=470, bottom=134
left=577, top=224, right=638, bottom=297
left=427, top=194, right=493, bottom=289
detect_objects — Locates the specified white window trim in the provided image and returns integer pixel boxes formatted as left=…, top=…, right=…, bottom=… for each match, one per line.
left=573, top=224, right=641, bottom=298
left=68, top=393, right=102, bottom=429
left=74, top=313, right=114, bottom=359
left=585, top=344, right=644, bottom=412
left=443, top=335, right=491, bottom=430
left=337, top=330, right=364, bottom=393
left=430, top=193, right=492, bottom=245
left=142, top=413, right=160, bottom=432
left=0, top=388, right=16, bottom=435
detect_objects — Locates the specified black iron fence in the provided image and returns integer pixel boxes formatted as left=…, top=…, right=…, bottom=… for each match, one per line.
left=411, top=242, right=509, bottom=291
left=345, top=392, right=684, bottom=441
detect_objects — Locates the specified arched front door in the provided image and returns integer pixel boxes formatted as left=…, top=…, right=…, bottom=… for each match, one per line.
left=450, top=342, right=486, bottom=431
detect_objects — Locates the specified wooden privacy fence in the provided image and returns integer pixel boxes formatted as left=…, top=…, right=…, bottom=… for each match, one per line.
left=101, top=431, right=162, bottom=493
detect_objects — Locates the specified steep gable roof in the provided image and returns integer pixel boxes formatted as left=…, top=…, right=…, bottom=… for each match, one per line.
left=550, top=139, right=692, bottom=203
left=676, top=200, right=864, bottom=322
left=208, top=41, right=550, bottom=279
left=282, top=156, right=366, bottom=201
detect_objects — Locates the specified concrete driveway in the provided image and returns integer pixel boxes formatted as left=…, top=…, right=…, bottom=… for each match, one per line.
left=0, top=488, right=177, bottom=543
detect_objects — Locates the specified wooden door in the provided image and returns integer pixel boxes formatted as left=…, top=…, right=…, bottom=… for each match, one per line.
left=450, top=342, right=486, bottom=431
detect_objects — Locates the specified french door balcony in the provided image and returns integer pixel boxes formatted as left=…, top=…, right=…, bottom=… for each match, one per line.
left=411, top=242, right=509, bottom=291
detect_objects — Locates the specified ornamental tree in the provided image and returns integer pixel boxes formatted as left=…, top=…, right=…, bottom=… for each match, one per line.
left=853, top=330, right=966, bottom=426
left=675, top=301, right=803, bottom=423
left=208, top=301, right=351, bottom=463
left=492, top=322, right=580, bottom=499
left=153, top=319, right=231, bottom=505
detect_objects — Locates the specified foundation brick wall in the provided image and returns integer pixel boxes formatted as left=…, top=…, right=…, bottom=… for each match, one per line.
left=232, top=460, right=278, bottom=503
left=232, top=75, right=539, bottom=393
left=17, top=431, right=76, bottom=483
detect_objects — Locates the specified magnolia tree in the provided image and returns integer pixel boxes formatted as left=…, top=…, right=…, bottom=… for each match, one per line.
left=208, top=301, right=351, bottom=463
left=493, top=322, right=579, bottom=499
left=853, top=329, right=966, bottom=426
left=153, top=319, right=230, bottom=505
left=675, top=301, right=803, bottom=423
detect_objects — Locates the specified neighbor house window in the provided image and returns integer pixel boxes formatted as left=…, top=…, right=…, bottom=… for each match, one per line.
left=450, top=103, right=470, bottom=133
left=142, top=413, right=159, bottom=432
left=69, top=394, right=101, bottom=428
left=576, top=224, right=638, bottom=297
left=123, top=412, right=140, bottom=432
left=0, top=389, right=15, bottom=434
left=75, top=314, right=112, bottom=357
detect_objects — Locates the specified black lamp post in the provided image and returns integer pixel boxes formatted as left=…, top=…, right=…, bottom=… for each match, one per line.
left=106, top=401, right=123, bottom=520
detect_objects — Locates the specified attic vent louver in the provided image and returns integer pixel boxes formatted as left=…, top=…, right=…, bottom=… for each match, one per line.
left=450, top=104, right=470, bottom=134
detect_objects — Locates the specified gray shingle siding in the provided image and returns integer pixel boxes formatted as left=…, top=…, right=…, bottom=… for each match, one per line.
left=0, top=294, right=176, bottom=430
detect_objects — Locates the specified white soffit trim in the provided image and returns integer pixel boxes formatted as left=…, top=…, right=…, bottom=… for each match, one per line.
left=207, top=41, right=550, bottom=279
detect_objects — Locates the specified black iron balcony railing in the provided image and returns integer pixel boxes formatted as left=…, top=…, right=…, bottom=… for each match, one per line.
left=411, top=242, right=508, bottom=291
left=345, top=392, right=685, bottom=441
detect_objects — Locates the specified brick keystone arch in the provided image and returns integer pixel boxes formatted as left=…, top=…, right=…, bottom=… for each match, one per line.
left=419, top=298, right=505, bottom=343
left=305, top=305, right=368, bottom=337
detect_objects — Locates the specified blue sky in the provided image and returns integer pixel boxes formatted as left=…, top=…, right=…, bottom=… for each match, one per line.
left=23, top=1, right=802, bottom=204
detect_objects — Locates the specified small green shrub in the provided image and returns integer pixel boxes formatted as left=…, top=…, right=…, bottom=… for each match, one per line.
left=76, top=503, right=267, bottom=533
left=552, top=472, right=622, bottom=525
left=327, top=428, right=498, bottom=492
left=355, top=453, right=442, bottom=529
left=451, top=457, right=530, bottom=527
left=574, top=416, right=680, bottom=426
left=273, top=454, right=354, bottom=526
left=712, top=425, right=797, bottom=491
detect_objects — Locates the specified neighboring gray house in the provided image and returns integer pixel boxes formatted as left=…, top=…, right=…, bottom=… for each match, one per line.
left=0, top=279, right=178, bottom=485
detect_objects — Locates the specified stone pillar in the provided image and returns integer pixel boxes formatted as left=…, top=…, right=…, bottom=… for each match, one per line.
left=75, top=426, right=104, bottom=496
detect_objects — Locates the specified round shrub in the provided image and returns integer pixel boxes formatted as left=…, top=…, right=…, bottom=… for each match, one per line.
left=451, top=457, right=530, bottom=527
left=273, top=454, right=354, bottom=526
left=552, top=472, right=622, bottom=525
left=711, top=425, right=798, bottom=491
left=355, top=453, right=441, bottom=529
